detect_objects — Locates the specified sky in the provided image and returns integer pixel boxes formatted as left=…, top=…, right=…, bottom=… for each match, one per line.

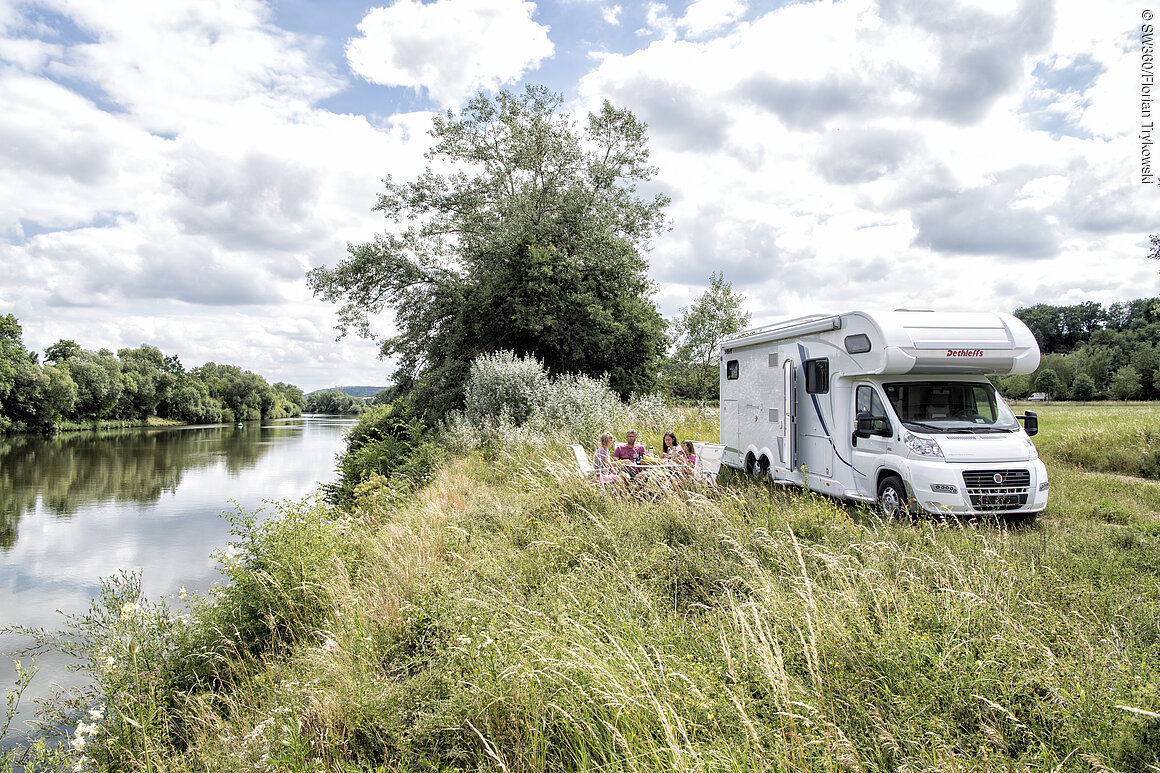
left=1, top=0, right=1158, bottom=392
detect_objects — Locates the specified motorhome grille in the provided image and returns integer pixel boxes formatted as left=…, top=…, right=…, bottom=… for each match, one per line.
left=962, top=469, right=1031, bottom=511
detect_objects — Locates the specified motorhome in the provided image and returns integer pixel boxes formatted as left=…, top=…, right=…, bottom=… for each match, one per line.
left=719, top=309, right=1048, bottom=516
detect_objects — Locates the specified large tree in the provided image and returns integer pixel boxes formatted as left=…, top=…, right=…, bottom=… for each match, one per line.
left=308, top=86, right=669, bottom=419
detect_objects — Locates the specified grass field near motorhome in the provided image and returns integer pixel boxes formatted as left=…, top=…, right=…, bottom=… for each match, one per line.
left=1010, top=401, right=1160, bottom=526
left=5, top=402, right=1159, bottom=772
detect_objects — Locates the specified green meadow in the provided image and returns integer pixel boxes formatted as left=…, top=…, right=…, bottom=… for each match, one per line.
left=5, top=402, right=1159, bottom=772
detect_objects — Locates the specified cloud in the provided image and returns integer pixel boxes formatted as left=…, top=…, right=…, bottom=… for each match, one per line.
left=678, top=0, right=747, bottom=37
left=36, top=1, right=342, bottom=135
left=814, top=127, right=920, bottom=185
left=737, top=75, right=870, bottom=132
left=346, top=0, right=554, bottom=108
left=910, top=172, right=1059, bottom=259
left=166, top=145, right=327, bottom=253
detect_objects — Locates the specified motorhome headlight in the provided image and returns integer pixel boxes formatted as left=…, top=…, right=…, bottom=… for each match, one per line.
left=903, top=430, right=944, bottom=458
left=1023, top=436, right=1039, bottom=460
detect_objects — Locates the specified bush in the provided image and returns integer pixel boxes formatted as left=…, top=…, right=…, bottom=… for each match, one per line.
left=328, top=399, right=445, bottom=506
left=463, top=350, right=549, bottom=426
left=445, top=352, right=680, bottom=452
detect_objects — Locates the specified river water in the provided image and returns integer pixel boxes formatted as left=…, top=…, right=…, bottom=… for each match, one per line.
left=0, top=416, right=357, bottom=746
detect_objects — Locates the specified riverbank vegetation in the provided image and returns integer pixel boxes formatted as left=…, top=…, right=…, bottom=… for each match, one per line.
left=4, top=375, right=1159, bottom=771
left=0, top=314, right=305, bottom=434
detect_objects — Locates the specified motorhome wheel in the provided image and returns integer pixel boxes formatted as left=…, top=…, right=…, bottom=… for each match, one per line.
left=877, top=475, right=907, bottom=517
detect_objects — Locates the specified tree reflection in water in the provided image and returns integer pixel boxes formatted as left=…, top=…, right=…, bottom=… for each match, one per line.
left=0, top=423, right=286, bottom=552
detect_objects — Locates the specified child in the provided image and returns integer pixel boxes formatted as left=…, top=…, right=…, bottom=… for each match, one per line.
left=678, top=440, right=697, bottom=476
left=593, top=432, right=620, bottom=484
left=660, top=431, right=680, bottom=459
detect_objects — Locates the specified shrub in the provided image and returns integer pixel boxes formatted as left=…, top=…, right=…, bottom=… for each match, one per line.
left=463, top=350, right=549, bottom=426
left=328, top=399, right=445, bottom=506
left=444, top=352, right=681, bottom=452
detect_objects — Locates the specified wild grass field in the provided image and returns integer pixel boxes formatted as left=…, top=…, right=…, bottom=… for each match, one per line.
left=4, top=402, right=1159, bottom=772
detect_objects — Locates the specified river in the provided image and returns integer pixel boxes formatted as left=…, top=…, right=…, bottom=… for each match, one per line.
left=0, top=415, right=357, bottom=747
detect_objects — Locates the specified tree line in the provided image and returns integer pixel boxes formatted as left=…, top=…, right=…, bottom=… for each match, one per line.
left=0, top=314, right=305, bottom=433
left=997, top=297, right=1160, bottom=400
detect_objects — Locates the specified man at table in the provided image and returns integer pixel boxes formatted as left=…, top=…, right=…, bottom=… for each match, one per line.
left=613, top=429, right=645, bottom=466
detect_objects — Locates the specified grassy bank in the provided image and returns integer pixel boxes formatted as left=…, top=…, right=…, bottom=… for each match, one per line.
left=52, top=416, right=185, bottom=433
left=4, top=405, right=1159, bottom=771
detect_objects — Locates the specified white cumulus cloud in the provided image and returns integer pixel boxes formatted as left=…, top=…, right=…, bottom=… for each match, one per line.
left=346, top=0, right=554, bottom=108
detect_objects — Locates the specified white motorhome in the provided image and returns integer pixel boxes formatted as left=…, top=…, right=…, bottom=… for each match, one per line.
left=719, top=309, right=1048, bottom=516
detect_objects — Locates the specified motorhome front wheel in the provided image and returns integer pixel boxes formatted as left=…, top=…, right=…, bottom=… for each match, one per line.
left=877, top=475, right=908, bottom=517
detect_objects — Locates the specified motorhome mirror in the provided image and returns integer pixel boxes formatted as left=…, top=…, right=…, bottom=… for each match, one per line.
left=856, top=415, right=891, bottom=438
left=1019, top=410, right=1038, bottom=437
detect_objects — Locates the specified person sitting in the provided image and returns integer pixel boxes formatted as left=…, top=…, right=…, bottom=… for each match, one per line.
left=677, top=440, right=697, bottom=476
left=613, top=429, right=644, bottom=463
left=613, top=429, right=646, bottom=478
left=592, top=432, right=621, bottom=484
left=660, top=431, right=680, bottom=459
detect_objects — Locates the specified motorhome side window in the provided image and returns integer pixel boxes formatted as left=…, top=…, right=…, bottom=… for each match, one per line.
left=804, top=358, right=828, bottom=394
left=726, top=360, right=739, bottom=380
left=856, top=385, right=890, bottom=434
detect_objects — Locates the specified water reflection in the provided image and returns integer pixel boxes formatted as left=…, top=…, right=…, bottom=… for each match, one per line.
left=0, top=424, right=295, bottom=551
left=0, top=416, right=355, bottom=745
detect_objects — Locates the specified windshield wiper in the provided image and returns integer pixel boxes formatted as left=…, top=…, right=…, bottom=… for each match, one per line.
left=903, top=420, right=943, bottom=432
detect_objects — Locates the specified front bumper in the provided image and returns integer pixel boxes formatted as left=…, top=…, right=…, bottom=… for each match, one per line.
left=906, top=458, right=1049, bottom=516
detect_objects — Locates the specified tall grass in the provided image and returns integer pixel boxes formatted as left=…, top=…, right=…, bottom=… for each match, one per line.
left=1018, top=401, right=1160, bottom=480
left=5, top=402, right=1159, bottom=772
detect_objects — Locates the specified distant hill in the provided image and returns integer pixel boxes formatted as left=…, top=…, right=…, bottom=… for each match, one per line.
left=307, top=386, right=388, bottom=399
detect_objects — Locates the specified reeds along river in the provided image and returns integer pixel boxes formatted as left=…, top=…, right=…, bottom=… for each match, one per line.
left=0, top=415, right=357, bottom=746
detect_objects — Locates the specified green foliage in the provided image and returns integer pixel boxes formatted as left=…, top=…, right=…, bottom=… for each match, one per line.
left=43, top=339, right=80, bottom=364
left=1017, top=297, right=1160, bottom=399
left=463, top=349, right=549, bottom=425
left=162, top=376, right=223, bottom=424
left=445, top=351, right=681, bottom=454
left=997, top=373, right=1031, bottom=399
left=663, top=272, right=750, bottom=401
left=304, top=388, right=364, bottom=414
left=1031, top=367, right=1061, bottom=398
left=1071, top=371, right=1097, bottom=402
left=1111, top=364, right=1143, bottom=400
left=67, top=350, right=123, bottom=420
left=308, top=86, right=670, bottom=420
left=0, top=314, right=300, bottom=433
left=328, top=400, right=445, bottom=506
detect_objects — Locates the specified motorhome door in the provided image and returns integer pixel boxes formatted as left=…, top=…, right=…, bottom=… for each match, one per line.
left=782, top=358, right=795, bottom=469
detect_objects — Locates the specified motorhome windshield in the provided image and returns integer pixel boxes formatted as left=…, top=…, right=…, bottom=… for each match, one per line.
left=882, top=381, right=1021, bottom=433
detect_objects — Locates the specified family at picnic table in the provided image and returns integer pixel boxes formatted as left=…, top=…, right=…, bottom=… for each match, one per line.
left=592, top=429, right=697, bottom=486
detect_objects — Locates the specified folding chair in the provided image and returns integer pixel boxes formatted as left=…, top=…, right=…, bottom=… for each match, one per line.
left=692, top=442, right=726, bottom=485
left=569, top=444, right=595, bottom=479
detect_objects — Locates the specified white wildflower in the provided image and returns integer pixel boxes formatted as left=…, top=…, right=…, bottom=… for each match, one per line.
left=120, top=602, right=140, bottom=621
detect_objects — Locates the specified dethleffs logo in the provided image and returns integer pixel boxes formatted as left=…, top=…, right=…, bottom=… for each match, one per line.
left=946, top=348, right=984, bottom=357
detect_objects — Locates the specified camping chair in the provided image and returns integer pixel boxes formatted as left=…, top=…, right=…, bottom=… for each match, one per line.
left=570, top=443, right=618, bottom=486
left=692, top=442, right=726, bottom=485
left=569, top=444, right=595, bottom=480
